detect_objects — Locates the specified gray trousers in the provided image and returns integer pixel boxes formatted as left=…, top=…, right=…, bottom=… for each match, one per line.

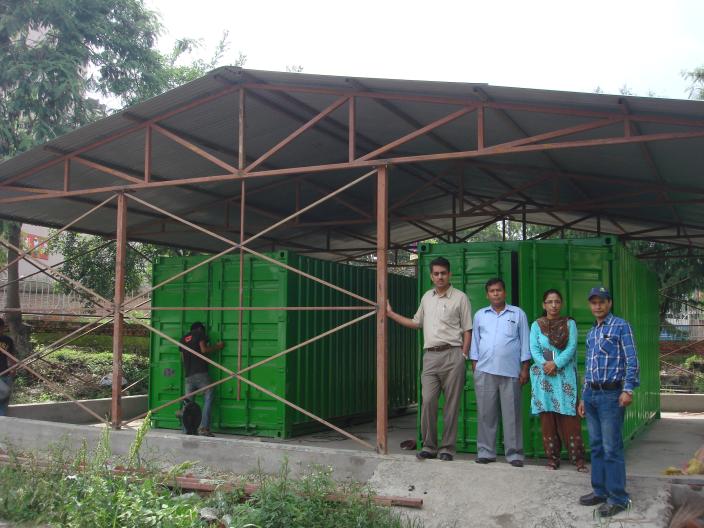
left=474, top=370, right=524, bottom=461
left=420, top=347, right=466, bottom=455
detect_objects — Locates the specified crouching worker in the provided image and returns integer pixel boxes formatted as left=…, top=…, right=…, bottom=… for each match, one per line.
left=180, top=322, right=224, bottom=437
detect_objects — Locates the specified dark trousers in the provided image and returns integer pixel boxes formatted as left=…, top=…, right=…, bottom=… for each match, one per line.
left=539, top=411, right=586, bottom=467
left=583, top=388, right=628, bottom=506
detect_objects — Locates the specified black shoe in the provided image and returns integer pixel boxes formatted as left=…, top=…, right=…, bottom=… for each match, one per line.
left=475, top=457, right=497, bottom=464
left=416, top=450, right=437, bottom=460
left=510, top=460, right=524, bottom=467
left=579, top=492, right=607, bottom=506
left=439, top=453, right=453, bottom=461
left=597, top=503, right=627, bottom=517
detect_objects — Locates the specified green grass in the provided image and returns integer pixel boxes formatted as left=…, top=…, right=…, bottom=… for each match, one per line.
left=0, top=419, right=424, bottom=528
left=32, top=332, right=149, bottom=356
left=8, top=330, right=150, bottom=403
left=12, top=345, right=149, bottom=403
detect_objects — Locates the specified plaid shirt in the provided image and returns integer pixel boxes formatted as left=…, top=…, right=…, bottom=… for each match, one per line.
left=584, top=313, right=640, bottom=392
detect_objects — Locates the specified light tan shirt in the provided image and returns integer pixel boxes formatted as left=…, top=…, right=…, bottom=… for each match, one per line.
left=413, top=285, right=472, bottom=349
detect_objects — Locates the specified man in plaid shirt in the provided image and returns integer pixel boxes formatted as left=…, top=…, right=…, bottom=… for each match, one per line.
left=577, top=286, right=639, bottom=518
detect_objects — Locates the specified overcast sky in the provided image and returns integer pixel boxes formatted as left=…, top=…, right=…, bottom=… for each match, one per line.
left=145, top=0, right=704, bottom=100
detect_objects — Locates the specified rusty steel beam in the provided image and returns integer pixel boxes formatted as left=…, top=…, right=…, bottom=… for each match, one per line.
left=239, top=88, right=246, bottom=169
left=0, top=317, right=114, bottom=378
left=0, top=193, right=116, bottom=277
left=246, top=95, right=349, bottom=172
left=0, top=238, right=113, bottom=311
left=376, top=165, right=389, bottom=454
left=1, top=185, right=53, bottom=195
left=482, top=168, right=566, bottom=226
left=63, top=159, right=70, bottom=191
left=473, top=85, right=599, bottom=218
left=111, top=193, right=127, bottom=429
left=123, top=190, right=377, bottom=307
left=238, top=311, right=376, bottom=376
left=464, top=159, right=704, bottom=197
left=72, top=156, right=143, bottom=184
left=240, top=74, right=493, bottom=215
left=151, top=123, right=238, bottom=173
left=621, top=98, right=692, bottom=245
left=349, top=96, right=356, bottom=161
left=477, top=106, right=485, bottom=150
left=0, top=344, right=107, bottom=423
left=0, top=85, right=240, bottom=188
left=125, top=315, right=376, bottom=450
left=490, top=116, right=622, bottom=151
left=11, top=100, right=684, bottom=210
left=240, top=81, right=704, bottom=128
left=144, top=126, right=152, bottom=183
left=299, top=177, right=372, bottom=219
left=359, top=106, right=474, bottom=161
left=141, top=306, right=374, bottom=311
left=237, top=180, right=245, bottom=400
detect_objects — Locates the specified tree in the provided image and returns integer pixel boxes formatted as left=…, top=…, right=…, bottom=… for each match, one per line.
left=685, top=66, right=704, bottom=100
left=626, top=241, right=704, bottom=319
left=0, top=0, right=163, bottom=356
left=119, top=30, right=246, bottom=107
left=48, top=33, right=246, bottom=300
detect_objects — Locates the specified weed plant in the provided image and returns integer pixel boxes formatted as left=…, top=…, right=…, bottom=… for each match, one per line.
left=0, top=417, right=423, bottom=528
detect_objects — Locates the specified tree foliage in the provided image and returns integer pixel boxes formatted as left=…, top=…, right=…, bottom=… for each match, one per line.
left=626, top=241, right=704, bottom=318
left=120, top=30, right=246, bottom=106
left=50, top=233, right=148, bottom=302
left=0, top=2, right=248, bottom=325
left=46, top=33, right=245, bottom=297
left=0, top=0, right=163, bottom=157
left=685, top=66, right=704, bottom=100
left=0, top=0, right=163, bottom=354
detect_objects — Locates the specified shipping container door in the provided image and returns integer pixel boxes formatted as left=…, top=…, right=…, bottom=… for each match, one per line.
left=149, top=257, right=211, bottom=429
left=213, top=254, right=288, bottom=437
left=420, top=246, right=515, bottom=454
left=526, top=241, right=611, bottom=457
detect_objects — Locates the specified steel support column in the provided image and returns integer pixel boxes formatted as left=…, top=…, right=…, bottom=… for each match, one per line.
left=376, top=165, right=389, bottom=454
left=111, top=192, right=127, bottom=429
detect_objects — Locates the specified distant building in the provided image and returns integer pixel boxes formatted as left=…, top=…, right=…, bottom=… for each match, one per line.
left=18, top=224, right=62, bottom=281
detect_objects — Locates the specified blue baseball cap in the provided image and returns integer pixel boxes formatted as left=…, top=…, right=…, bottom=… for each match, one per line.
left=588, top=286, right=611, bottom=300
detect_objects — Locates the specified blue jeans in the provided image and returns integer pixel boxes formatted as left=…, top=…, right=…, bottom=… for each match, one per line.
left=0, top=375, right=12, bottom=416
left=583, top=387, right=628, bottom=506
left=185, top=373, right=214, bottom=430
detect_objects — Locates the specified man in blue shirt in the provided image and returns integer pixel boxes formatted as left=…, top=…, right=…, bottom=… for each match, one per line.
left=578, top=286, right=639, bottom=518
left=469, top=278, right=530, bottom=467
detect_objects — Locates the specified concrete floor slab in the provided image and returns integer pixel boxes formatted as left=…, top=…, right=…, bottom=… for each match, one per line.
left=368, top=460, right=670, bottom=528
left=627, top=412, right=704, bottom=478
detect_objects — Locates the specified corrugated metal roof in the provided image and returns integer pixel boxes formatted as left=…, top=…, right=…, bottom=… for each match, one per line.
left=2, top=67, right=704, bottom=257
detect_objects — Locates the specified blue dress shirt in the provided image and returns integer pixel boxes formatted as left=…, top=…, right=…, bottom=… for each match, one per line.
left=585, top=312, right=640, bottom=392
left=469, top=304, right=531, bottom=378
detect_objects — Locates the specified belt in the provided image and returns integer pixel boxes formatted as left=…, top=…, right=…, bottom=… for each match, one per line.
left=589, top=381, right=623, bottom=390
left=425, top=344, right=453, bottom=352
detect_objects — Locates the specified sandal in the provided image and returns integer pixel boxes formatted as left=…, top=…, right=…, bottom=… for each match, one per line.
left=576, top=464, right=589, bottom=473
left=547, top=460, right=560, bottom=470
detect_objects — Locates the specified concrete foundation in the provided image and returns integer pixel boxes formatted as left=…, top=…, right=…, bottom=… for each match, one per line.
left=661, top=393, right=704, bottom=412
left=2, top=412, right=699, bottom=527
left=6, top=395, right=147, bottom=423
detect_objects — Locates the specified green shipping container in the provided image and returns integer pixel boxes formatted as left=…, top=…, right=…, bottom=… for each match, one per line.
left=416, top=237, right=660, bottom=457
left=148, top=251, right=418, bottom=438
